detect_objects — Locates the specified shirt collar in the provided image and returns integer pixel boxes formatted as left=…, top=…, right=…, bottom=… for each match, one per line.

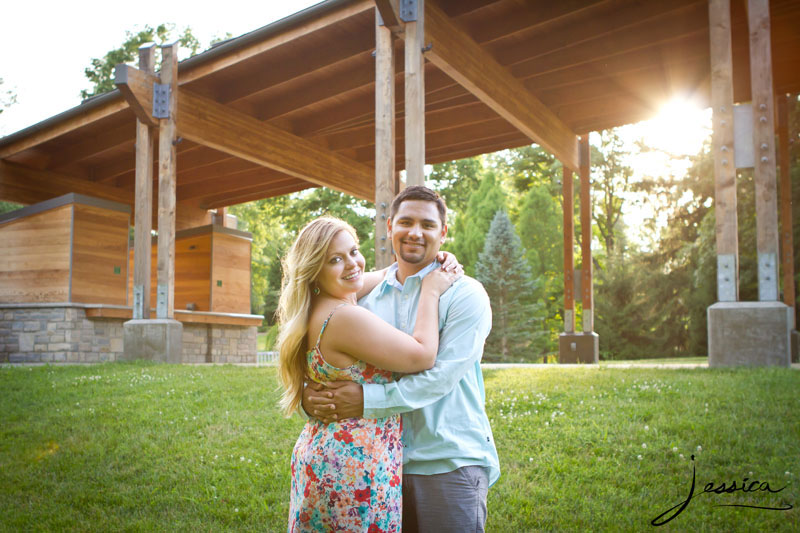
left=381, top=260, right=440, bottom=292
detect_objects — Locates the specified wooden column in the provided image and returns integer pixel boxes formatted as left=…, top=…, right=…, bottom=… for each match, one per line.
left=748, top=0, right=780, bottom=301
left=562, top=166, right=575, bottom=333
left=778, top=94, right=796, bottom=322
left=132, top=43, right=155, bottom=320
left=404, top=0, right=425, bottom=186
left=708, top=0, right=739, bottom=301
left=156, top=42, right=179, bottom=319
left=375, top=8, right=397, bottom=269
left=579, top=136, right=594, bottom=332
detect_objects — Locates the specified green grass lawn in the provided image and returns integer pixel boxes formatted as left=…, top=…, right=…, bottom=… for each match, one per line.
left=1, top=362, right=797, bottom=532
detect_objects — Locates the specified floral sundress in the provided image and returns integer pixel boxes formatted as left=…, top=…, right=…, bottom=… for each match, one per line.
left=288, top=304, right=402, bottom=533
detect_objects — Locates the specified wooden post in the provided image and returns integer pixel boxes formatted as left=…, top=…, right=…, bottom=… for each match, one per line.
left=132, top=43, right=155, bottom=320
left=375, top=8, right=396, bottom=269
left=748, top=0, right=780, bottom=301
left=579, top=136, right=594, bottom=332
left=404, top=0, right=425, bottom=186
left=562, top=166, right=575, bottom=333
left=777, top=94, right=796, bottom=322
left=708, top=0, right=739, bottom=302
left=156, top=42, right=179, bottom=319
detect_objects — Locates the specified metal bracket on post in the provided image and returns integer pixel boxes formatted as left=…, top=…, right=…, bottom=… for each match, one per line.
left=133, top=286, right=143, bottom=320
left=399, top=0, right=417, bottom=22
left=758, top=252, right=778, bottom=301
left=717, top=254, right=737, bottom=302
left=153, top=83, right=170, bottom=118
left=157, top=283, right=168, bottom=318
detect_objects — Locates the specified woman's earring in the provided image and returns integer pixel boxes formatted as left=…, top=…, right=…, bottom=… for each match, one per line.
left=312, top=283, right=320, bottom=296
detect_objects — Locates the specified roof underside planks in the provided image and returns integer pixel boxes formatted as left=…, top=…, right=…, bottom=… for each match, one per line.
left=1, top=0, right=799, bottom=212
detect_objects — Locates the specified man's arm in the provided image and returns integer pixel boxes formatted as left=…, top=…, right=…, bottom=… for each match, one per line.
left=311, top=279, right=491, bottom=421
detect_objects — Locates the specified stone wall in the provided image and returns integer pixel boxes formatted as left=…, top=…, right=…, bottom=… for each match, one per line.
left=1, top=305, right=256, bottom=364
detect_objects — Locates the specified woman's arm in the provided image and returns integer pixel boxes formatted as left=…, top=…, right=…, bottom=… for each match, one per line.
left=357, top=267, right=389, bottom=300
left=356, top=251, right=461, bottom=300
left=324, top=268, right=459, bottom=373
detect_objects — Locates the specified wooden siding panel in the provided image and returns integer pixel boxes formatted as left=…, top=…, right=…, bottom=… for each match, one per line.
left=210, top=233, right=251, bottom=314
left=70, top=204, right=130, bottom=305
left=0, top=205, right=71, bottom=303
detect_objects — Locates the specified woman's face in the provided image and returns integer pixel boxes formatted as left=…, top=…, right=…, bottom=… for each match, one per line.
left=315, top=230, right=365, bottom=299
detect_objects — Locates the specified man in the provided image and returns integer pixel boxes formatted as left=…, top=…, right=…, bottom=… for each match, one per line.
left=303, top=185, right=500, bottom=532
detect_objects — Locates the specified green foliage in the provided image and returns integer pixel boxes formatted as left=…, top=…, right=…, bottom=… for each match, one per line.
left=428, top=156, right=484, bottom=216
left=448, top=171, right=507, bottom=276
left=81, top=24, right=201, bottom=100
left=591, top=131, right=635, bottom=255
left=0, top=201, right=22, bottom=215
left=0, top=77, right=17, bottom=115
left=476, top=211, right=546, bottom=361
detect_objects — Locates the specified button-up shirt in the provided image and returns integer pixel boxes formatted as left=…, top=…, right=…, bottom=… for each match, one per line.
left=359, top=261, right=500, bottom=486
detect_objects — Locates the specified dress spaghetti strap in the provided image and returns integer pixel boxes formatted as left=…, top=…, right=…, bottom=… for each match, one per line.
left=314, top=303, right=347, bottom=351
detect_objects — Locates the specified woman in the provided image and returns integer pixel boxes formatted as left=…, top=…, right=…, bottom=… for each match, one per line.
left=277, top=216, right=460, bottom=532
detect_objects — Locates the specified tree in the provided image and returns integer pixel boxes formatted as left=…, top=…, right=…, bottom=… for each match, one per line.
left=447, top=171, right=507, bottom=276
left=475, top=210, right=545, bottom=361
left=427, top=156, right=483, bottom=217
left=0, top=77, right=17, bottom=116
left=591, top=131, right=635, bottom=256
left=81, top=24, right=201, bottom=99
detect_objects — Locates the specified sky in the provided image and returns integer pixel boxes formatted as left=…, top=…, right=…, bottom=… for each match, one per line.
left=0, top=0, right=321, bottom=136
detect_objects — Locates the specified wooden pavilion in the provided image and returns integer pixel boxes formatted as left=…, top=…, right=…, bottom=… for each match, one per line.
left=1, top=0, right=798, bottom=364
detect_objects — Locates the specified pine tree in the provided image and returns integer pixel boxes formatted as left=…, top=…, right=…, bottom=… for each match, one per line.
left=476, top=210, right=545, bottom=361
left=448, top=171, right=507, bottom=276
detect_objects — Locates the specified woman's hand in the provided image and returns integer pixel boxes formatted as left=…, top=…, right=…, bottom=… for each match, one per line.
left=422, top=264, right=463, bottom=296
left=436, top=250, right=461, bottom=273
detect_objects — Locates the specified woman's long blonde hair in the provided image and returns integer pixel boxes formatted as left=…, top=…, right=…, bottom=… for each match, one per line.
left=276, top=216, right=358, bottom=416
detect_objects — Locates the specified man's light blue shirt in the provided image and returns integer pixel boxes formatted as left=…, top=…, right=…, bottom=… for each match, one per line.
left=359, top=261, right=500, bottom=486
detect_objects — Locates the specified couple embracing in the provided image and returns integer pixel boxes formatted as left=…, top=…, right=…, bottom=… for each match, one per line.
left=277, top=186, right=500, bottom=532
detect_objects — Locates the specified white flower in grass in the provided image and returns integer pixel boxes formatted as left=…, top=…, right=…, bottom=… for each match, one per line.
left=679, top=454, right=685, bottom=459
left=642, top=443, right=647, bottom=449
left=240, top=456, right=245, bottom=461
left=672, top=447, right=678, bottom=453
left=696, top=445, right=702, bottom=452
left=234, top=508, right=239, bottom=513
left=644, top=425, right=649, bottom=431
left=637, top=455, right=643, bottom=460
left=545, top=421, right=549, bottom=427
left=786, top=471, right=792, bottom=476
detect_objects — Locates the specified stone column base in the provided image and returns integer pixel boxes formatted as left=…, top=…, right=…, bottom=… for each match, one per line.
left=123, top=319, right=183, bottom=363
left=707, top=302, right=791, bottom=367
left=558, top=332, right=599, bottom=364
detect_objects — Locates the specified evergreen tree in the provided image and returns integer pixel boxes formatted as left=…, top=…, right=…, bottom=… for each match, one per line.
left=448, top=171, right=507, bottom=276
left=476, top=210, right=545, bottom=361
left=81, top=24, right=201, bottom=100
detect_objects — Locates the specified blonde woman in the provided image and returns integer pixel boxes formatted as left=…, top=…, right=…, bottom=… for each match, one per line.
left=277, top=216, right=460, bottom=532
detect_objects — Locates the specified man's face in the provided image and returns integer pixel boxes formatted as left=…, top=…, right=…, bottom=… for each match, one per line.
left=388, top=199, right=447, bottom=267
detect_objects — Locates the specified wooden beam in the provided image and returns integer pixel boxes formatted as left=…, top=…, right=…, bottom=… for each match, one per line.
left=176, top=90, right=374, bottom=200
left=115, top=61, right=157, bottom=127
left=0, top=160, right=131, bottom=205
left=748, top=0, right=780, bottom=301
left=562, top=165, right=575, bottom=333
left=777, top=93, right=796, bottom=320
left=579, top=136, right=593, bottom=332
left=114, top=64, right=375, bottom=200
left=177, top=0, right=374, bottom=84
left=709, top=0, right=739, bottom=302
left=201, top=181, right=311, bottom=209
left=405, top=0, right=426, bottom=186
left=133, top=43, right=156, bottom=320
left=423, top=0, right=579, bottom=170
left=0, top=99, right=128, bottom=159
left=375, top=8, right=397, bottom=268
left=156, top=42, right=179, bottom=319
left=375, top=0, right=403, bottom=33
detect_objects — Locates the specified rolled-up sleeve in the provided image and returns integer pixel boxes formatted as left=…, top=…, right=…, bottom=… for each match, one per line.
left=363, top=279, right=491, bottom=419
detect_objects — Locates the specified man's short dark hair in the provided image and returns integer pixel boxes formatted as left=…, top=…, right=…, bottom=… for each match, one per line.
left=390, top=185, right=447, bottom=226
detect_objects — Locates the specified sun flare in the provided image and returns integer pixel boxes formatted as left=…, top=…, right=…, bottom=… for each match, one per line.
left=641, top=98, right=712, bottom=156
